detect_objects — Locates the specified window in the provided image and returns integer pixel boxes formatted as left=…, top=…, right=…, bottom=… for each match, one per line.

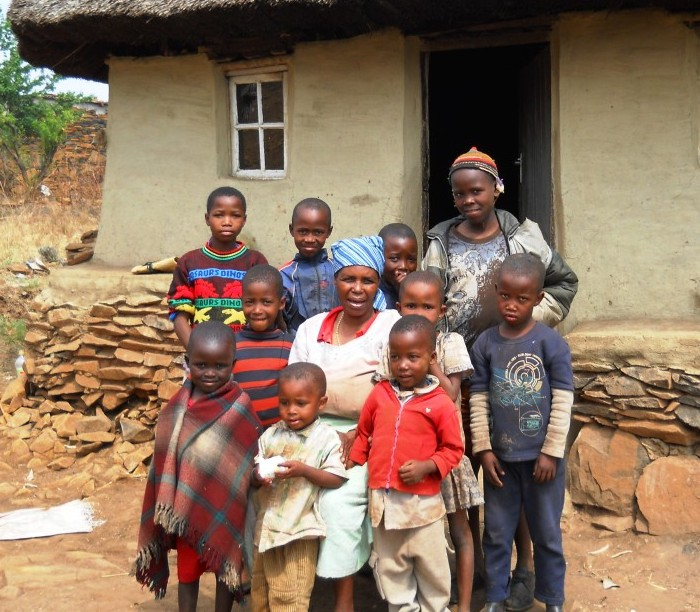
left=229, top=70, right=287, bottom=178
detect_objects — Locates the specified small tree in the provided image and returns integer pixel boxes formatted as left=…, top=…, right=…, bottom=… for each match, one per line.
left=0, top=18, right=84, bottom=201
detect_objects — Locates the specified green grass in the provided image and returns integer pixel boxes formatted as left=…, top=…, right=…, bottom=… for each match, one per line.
left=0, top=315, right=26, bottom=352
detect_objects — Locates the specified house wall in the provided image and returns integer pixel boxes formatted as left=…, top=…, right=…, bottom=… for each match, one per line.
left=556, top=11, right=700, bottom=324
left=95, top=30, right=423, bottom=267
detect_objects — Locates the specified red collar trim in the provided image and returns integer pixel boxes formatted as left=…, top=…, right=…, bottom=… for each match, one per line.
left=317, top=306, right=379, bottom=344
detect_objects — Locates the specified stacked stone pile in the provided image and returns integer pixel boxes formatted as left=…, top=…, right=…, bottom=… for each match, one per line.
left=566, top=322, right=700, bottom=536
left=0, top=293, right=184, bottom=479
left=572, top=365, right=700, bottom=445
left=65, top=228, right=98, bottom=265
left=43, top=110, right=107, bottom=204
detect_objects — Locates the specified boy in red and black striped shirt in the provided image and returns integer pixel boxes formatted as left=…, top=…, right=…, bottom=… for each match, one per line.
left=233, top=264, right=293, bottom=429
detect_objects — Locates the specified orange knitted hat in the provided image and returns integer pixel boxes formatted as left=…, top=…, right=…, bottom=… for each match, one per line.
left=448, top=146, right=504, bottom=193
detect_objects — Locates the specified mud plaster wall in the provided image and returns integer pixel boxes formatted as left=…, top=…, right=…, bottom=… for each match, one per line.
left=556, top=11, right=700, bottom=325
left=94, top=30, right=422, bottom=267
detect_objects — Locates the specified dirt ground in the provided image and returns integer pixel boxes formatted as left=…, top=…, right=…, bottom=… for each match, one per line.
left=0, top=446, right=698, bottom=612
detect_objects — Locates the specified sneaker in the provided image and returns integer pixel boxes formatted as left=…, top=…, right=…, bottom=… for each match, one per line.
left=504, top=568, right=535, bottom=612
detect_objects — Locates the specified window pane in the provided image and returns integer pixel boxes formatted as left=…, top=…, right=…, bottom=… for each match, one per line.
left=261, top=81, right=283, bottom=123
left=238, top=129, right=260, bottom=170
left=236, top=83, right=258, bottom=124
left=263, top=129, right=284, bottom=170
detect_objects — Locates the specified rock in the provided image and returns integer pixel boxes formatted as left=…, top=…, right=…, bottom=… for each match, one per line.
left=613, top=409, right=675, bottom=421
left=0, top=585, right=22, bottom=599
left=580, top=389, right=612, bottom=405
left=675, top=405, right=700, bottom=430
left=82, top=392, right=102, bottom=407
left=24, top=330, right=49, bottom=344
left=604, top=375, right=646, bottom=397
left=99, top=366, right=151, bottom=381
left=123, top=445, right=154, bottom=472
left=679, top=395, right=700, bottom=408
left=143, top=352, right=173, bottom=367
left=127, top=294, right=162, bottom=307
left=77, top=431, right=116, bottom=443
left=73, top=359, right=100, bottom=374
left=0, top=483, right=17, bottom=499
left=589, top=511, right=634, bottom=532
left=647, top=388, right=680, bottom=400
left=45, top=339, right=81, bottom=355
left=29, top=429, right=58, bottom=454
left=114, top=348, right=145, bottom=363
left=75, top=373, right=100, bottom=389
left=75, top=411, right=112, bottom=434
left=1, top=376, right=26, bottom=405
left=639, top=438, right=670, bottom=461
left=621, top=366, right=673, bottom=389
left=158, top=379, right=180, bottom=400
left=142, top=314, right=174, bottom=331
left=636, top=456, right=700, bottom=535
left=614, top=396, right=666, bottom=409
left=27, top=456, right=49, bottom=470
left=90, top=303, right=117, bottom=318
left=76, top=441, right=103, bottom=456
left=573, top=402, right=615, bottom=418
left=119, top=418, right=154, bottom=443
left=87, top=323, right=128, bottom=337
left=47, top=380, right=82, bottom=395
left=617, top=419, right=700, bottom=445
left=81, top=333, right=118, bottom=347
left=672, top=373, right=700, bottom=395
left=47, top=456, right=76, bottom=470
left=101, top=392, right=129, bottom=411
left=10, top=438, right=31, bottom=461
left=9, top=409, right=32, bottom=428
left=47, top=308, right=78, bottom=328
left=568, top=424, right=649, bottom=516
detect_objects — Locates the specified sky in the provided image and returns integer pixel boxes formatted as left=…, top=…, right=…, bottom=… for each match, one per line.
left=1, top=0, right=109, bottom=100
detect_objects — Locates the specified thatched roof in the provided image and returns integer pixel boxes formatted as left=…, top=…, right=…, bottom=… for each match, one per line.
left=9, top=0, right=700, bottom=81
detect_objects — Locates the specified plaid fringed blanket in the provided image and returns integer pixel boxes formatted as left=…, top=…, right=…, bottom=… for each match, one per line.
left=133, top=379, right=262, bottom=599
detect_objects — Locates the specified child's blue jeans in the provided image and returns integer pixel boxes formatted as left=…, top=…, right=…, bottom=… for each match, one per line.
left=483, top=457, right=566, bottom=606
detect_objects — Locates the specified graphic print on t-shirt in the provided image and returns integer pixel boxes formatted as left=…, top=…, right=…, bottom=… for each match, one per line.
left=492, top=352, right=545, bottom=437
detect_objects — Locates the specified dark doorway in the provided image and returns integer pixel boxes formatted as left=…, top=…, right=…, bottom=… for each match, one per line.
left=425, top=43, right=552, bottom=241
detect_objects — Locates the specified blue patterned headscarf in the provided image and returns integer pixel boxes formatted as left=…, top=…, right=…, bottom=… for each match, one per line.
left=330, top=236, right=387, bottom=311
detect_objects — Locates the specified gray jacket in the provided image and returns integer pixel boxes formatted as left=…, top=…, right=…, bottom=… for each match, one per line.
left=422, top=209, right=578, bottom=327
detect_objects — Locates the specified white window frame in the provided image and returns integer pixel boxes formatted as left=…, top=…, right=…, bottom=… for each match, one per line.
left=229, top=68, right=287, bottom=179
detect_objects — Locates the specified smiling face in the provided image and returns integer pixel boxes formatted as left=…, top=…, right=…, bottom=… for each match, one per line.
left=397, top=280, right=445, bottom=326
left=382, top=235, right=418, bottom=291
left=496, top=270, right=544, bottom=335
left=289, top=206, right=333, bottom=259
left=388, top=329, right=436, bottom=391
left=186, top=337, right=235, bottom=396
left=335, top=265, right=380, bottom=321
left=278, top=377, right=327, bottom=430
left=205, top=195, right=247, bottom=250
left=450, top=168, right=499, bottom=228
left=242, top=281, right=285, bottom=332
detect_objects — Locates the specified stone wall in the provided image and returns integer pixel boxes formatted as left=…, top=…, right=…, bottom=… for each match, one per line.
left=566, top=321, right=700, bottom=535
left=0, top=294, right=184, bottom=477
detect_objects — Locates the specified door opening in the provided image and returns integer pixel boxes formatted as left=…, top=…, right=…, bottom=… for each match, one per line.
left=425, top=43, right=552, bottom=241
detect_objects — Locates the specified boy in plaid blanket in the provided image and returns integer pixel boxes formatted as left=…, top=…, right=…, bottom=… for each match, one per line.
left=134, top=321, right=262, bottom=611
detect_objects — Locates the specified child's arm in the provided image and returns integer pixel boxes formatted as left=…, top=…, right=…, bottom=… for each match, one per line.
left=429, top=362, right=463, bottom=403
left=346, top=391, right=377, bottom=469
left=535, top=387, right=574, bottom=483
left=173, top=312, right=192, bottom=349
left=276, top=462, right=344, bottom=489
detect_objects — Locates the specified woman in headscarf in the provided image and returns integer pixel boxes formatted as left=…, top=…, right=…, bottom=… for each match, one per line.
left=289, top=235, right=400, bottom=612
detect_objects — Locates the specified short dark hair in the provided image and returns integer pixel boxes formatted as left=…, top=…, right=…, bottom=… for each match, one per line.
left=279, top=362, right=327, bottom=395
left=187, top=320, right=236, bottom=357
left=291, top=198, right=332, bottom=226
left=242, top=264, right=284, bottom=298
left=498, top=253, right=546, bottom=291
left=206, top=186, right=247, bottom=213
left=399, top=271, right=444, bottom=303
left=389, top=314, right=437, bottom=350
left=379, top=223, right=417, bottom=244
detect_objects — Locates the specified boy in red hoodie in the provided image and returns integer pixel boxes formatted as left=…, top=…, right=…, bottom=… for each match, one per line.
left=348, top=315, right=464, bottom=612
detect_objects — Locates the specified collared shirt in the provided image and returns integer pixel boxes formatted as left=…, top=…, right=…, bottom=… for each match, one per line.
left=279, top=250, right=339, bottom=335
left=255, top=418, right=347, bottom=552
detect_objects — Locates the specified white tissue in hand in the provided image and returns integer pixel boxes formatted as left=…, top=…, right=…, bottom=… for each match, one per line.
left=257, top=455, right=286, bottom=479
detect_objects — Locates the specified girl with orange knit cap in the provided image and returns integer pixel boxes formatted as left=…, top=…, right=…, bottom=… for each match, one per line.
left=422, top=147, right=578, bottom=612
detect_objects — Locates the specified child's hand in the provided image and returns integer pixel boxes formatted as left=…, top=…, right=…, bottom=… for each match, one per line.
left=533, top=453, right=557, bottom=483
left=276, top=460, right=308, bottom=480
left=338, top=429, right=357, bottom=463
left=252, top=469, right=273, bottom=488
left=398, top=460, right=436, bottom=485
left=479, top=451, right=505, bottom=487
left=345, top=459, right=357, bottom=470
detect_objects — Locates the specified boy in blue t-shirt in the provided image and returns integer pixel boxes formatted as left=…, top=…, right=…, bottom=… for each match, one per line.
left=469, top=254, right=574, bottom=612
left=279, top=198, right=338, bottom=335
